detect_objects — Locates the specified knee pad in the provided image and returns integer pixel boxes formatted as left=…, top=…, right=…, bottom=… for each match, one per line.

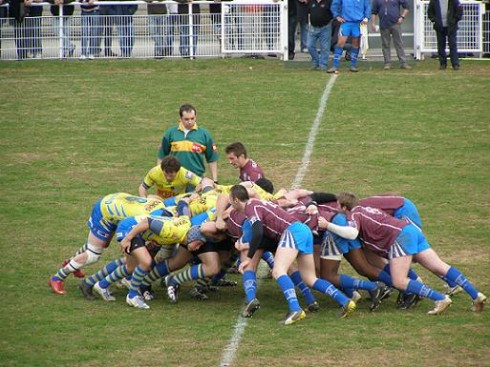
left=85, top=243, right=103, bottom=266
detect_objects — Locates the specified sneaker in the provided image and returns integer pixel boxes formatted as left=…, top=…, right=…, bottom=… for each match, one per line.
left=306, top=301, right=320, bottom=313
left=444, top=284, right=463, bottom=297
left=399, top=293, right=422, bottom=310
left=126, top=294, right=150, bottom=309
left=141, top=285, right=155, bottom=301
left=79, top=282, right=95, bottom=300
left=439, top=65, right=447, bottom=70
left=452, top=65, right=460, bottom=71
left=326, top=67, right=338, bottom=74
left=88, top=54, right=95, bottom=60
left=351, top=291, right=362, bottom=303
left=427, top=295, right=452, bottom=315
left=339, top=300, right=356, bottom=319
left=281, top=309, right=306, bottom=325
left=383, top=64, right=392, bottom=70
left=49, top=278, right=67, bottom=295
left=62, top=259, right=85, bottom=278
left=396, top=292, right=405, bottom=308
left=79, top=54, right=87, bottom=60
left=349, top=66, right=359, bottom=72
left=400, top=64, right=412, bottom=69
left=216, top=278, right=238, bottom=287
left=93, top=282, right=116, bottom=301
left=368, top=282, right=388, bottom=311
left=471, top=292, right=487, bottom=312
left=189, top=286, right=209, bottom=301
left=242, top=298, right=261, bottom=318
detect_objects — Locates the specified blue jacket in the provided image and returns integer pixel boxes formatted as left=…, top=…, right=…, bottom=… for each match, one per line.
left=331, top=0, right=371, bottom=22
left=372, top=0, right=409, bottom=29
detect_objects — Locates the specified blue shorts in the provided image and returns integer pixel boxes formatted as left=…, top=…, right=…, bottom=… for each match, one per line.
left=115, top=217, right=139, bottom=242
left=388, top=224, right=431, bottom=259
left=393, top=198, right=423, bottom=229
left=87, top=199, right=116, bottom=241
left=339, top=22, right=361, bottom=38
left=320, top=213, right=362, bottom=258
left=277, top=222, right=313, bottom=255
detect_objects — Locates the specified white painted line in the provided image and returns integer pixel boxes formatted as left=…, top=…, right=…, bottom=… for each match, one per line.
left=218, top=74, right=338, bottom=367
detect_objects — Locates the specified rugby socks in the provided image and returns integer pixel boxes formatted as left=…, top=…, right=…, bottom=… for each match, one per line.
left=74, top=242, right=89, bottom=257
left=312, top=278, right=350, bottom=306
left=350, top=47, right=359, bottom=68
left=333, top=46, right=343, bottom=69
left=277, top=275, right=302, bottom=312
left=128, top=266, right=148, bottom=299
left=339, top=274, right=377, bottom=291
left=141, top=260, right=170, bottom=287
left=377, top=270, right=394, bottom=287
left=53, top=259, right=84, bottom=281
left=341, top=287, right=355, bottom=298
left=210, top=268, right=228, bottom=286
left=84, top=258, right=125, bottom=287
left=444, top=266, right=479, bottom=299
left=290, top=270, right=316, bottom=306
left=99, top=265, right=130, bottom=289
left=406, top=279, right=445, bottom=301
left=243, top=270, right=257, bottom=303
left=168, top=264, right=205, bottom=287
left=261, top=251, right=275, bottom=269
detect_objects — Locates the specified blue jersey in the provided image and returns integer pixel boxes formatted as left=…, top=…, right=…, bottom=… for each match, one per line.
left=331, top=0, right=371, bottom=22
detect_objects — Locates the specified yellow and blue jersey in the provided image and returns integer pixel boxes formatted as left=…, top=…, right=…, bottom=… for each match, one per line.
left=116, top=214, right=191, bottom=246
left=141, top=165, right=202, bottom=199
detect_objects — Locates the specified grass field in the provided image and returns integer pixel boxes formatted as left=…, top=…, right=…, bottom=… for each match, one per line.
left=1, top=58, right=489, bottom=367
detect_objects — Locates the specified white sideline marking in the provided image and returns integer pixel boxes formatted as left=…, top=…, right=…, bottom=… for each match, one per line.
left=218, top=75, right=338, bottom=367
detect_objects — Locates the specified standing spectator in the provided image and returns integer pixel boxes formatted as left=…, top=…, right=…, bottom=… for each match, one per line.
left=146, top=0, right=167, bottom=59
left=307, top=0, right=333, bottom=71
left=297, top=0, right=309, bottom=52
left=0, top=0, right=7, bottom=58
left=428, top=0, right=463, bottom=70
left=288, top=0, right=297, bottom=59
left=371, top=0, right=411, bottom=69
left=80, top=0, right=102, bottom=59
left=99, top=2, right=117, bottom=57
left=225, top=142, right=265, bottom=182
left=10, top=0, right=43, bottom=59
left=328, top=0, right=370, bottom=73
left=114, top=2, right=138, bottom=58
left=157, top=103, right=219, bottom=184
left=49, top=0, right=76, bottom=58
left=176, top=0, right=200, bottom=58
left=164, top=1, right=178, bottom=56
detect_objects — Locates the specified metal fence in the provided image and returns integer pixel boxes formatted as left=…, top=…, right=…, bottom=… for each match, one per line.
left=0, top=0, right=489, bottom=61
left=413, top=0, right=487, bottom=60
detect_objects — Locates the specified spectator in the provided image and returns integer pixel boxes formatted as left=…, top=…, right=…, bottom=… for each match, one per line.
left=0, top=0, right=7, bottom=58
left=328, top=0, right=371, bottom=73
left=9, top=0, right=43, bottom=59
left=80, top=0, right=102, bottom=59
left=296, top=0, right=309, bottom=52
left=288, top=0, right=297, bottom=59
left=307, top=0, right=333, bottom=71
left=157, top=103, right=219, bottom=184
left=164, top=1, right=178, bottom=56
left=146, top=0, right=167, bottom=59
left=49, top=0, right=76, bottom=58
left=371, top=0, right=411, bottom=69
left=428, top=0, right=463, bottom=70
left=176, top=0, right=200, bottom=58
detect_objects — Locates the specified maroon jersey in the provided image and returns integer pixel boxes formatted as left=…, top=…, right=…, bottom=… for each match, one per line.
left=359, top=196, right=404, bottom=216
left=287, top=204, right=319, bottom=231
left=297, top=196, right=338, bottom=221
left=244, top=199, right=297, bottom=242
left=348, top=206, right=408, bottom=256
left=240, top=159, right=265, bottom=182
left=226, top=209, right=247, bottom=239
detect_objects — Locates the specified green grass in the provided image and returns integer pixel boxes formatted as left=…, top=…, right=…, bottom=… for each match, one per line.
left=1, top=59, right=489, bottom=367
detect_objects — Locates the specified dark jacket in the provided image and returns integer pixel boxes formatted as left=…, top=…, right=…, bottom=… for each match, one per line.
left=428, top=0, right=463, bottom=31
left=49, top=0, right=75, bottom=16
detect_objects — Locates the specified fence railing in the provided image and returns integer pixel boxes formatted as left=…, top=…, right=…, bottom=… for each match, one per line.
left=1, top=0, right=489, bottom=61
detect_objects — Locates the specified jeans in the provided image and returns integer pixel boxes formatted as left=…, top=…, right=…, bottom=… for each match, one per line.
left=179, top=14, right=200, bottom=57
left=81, top=10, right=102, bottom=57
left=52, top=16, right=75, bottom=57
left=148, top=15, right=166, bottom=57
left=307, top=23, right=332, bottom=69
